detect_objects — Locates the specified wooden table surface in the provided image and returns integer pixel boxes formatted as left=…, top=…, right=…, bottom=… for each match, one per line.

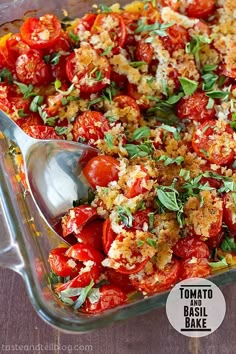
left=0, top=268, right=235, bottom=354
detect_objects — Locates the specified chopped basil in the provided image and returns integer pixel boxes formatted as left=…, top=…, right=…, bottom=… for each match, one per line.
left=14, top=81, right=37, bottom=99
left=131, top=126, right=151, bottom=141
left=55, top=126, right=68, bottom=135
left=179, top=77, right=198, bottom=96
left=156, top=155, right=184, bottom=166
left=101, top=45, right=113, bottom=56
left=202, top=72, right=218, bottom=91
left=29, top=95, right=44, bottom=112
left=156, top=186, right=181, bottom=212
left=206, top=97, right=215, bottom=109
left=47, top=271, right=63, bottom=285
left=117, top=206, right=133, bottom=228
left=145, top=102, right=180, bottom=126
left=61, top=97, right=68, bottom=106
left=146, top=77, right=155, bottom=88
left=134, top=200, right=146, bottom=212
left=206, top=91, right=229, bottom=99
left=69, top=30, right=79, bottom=44
left=146, top=238, right=157, bottom=247
left=18, top=109, right=29, bottom=117
left=104, top=133, right=114, bottom=149
left=124, top=142, right=153, bottom=158
left=148, top=212, right=154, bottom=231
left=165, top=92, right=184, bottom=104
left=186, top=35, right=212, bottom=69
left=98, top=4, right=112, bottom=13
left=135, top=20, right=173, bottom=37
left=160, top=123, right=181, bottom=140
left=38, top=106, right=58, bottom=126
left=179, top=168, right=191, bottom=181
left=73, top=280, right=95, bottom=310
left=73, top=189, right=95, bottom=207
left=102, top=82, right=118, bottom=102
left=56, top=83, right=75, bottom=95
left=221, top=236, right=236, bottom=253
left=88, top=97, right=103, bottom=108
left=130, top=61, right=147, bottom=68
left=137, top=240, right=144, bottom=247
left=0, top=68, right=13, bottom=84
left=202, top=64, right=218, bottom=72
left=54, top=78, right=62, bottom=90
left=87, top=288, right=101, bottom=304
left=232, top=161, right=236, bottom=169
left=50, top=52, right=62, bottom=65
left=208, top=257, right=228, bottom=269
left=95, top=70, right=103, bottom=82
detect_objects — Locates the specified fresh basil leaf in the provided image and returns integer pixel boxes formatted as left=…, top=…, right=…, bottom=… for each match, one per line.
left=148, top=212, right=155, bottom=231
left=179, top=77, right=198, bottom=96
left=50, top=52, right=62, bottom=65
left=206, top=97, right=215, bottom=109
left=73, top=280, right=95, bottom=310
left=221, top=236, right=236, bottom=253
left=206, top=91, right=229, bottom=99
left=0, top=68, right=13, bottom=84
left=202, top=72, right=218, bottom=91
left=55, top=126, right=68, bottom=135
left=156, top=188, right=180, bottom=212
left=130, top=61, right=147, bottom=68
left=146, top=238, right=157, bottom=247
left=202, top=64, right=218, bottom=72
left=101, top=45, right=113, bottom=56
left=69, top=30, right=79, bottom=44
left=98, top=4, right=112, bottom=12
left=166, top=92, right=184, bottom=104
left=18, top=109, right=29, bottom=117
left=160, top=123, right=181, bottom=140
left=30, top=95, right=44, bottom=112
left=104, top=133, right=114, bottom=148
left=131, top=126, right=151, bottom=141
left=208, top=257, right=228, bottom=268
left=117, top=206, right=133, bottom=228
left=137, top=240, right=144, bottom=247
left=14, top=81, right=37, bottom=99
left=87, top=288, right=101, bottom=304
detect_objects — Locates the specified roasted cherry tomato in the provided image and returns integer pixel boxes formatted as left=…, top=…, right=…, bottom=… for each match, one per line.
left=173, top=236, right=210, bottom=259
left=127, top=83, right=150, bottom=110
left=103, top=218, right=117, bottom=255
left=16, top=114, right=43, bottom=130
left=132, top=208, right=154, bottom=231
left=15, top=50, right=51, bottom=85
left=130, top=258, right=180, bottom=294
left=66, top=44, right=111, bottom=93
left=162, top=25, right=189, bottom=54
left=177, top=92, right=216, bottom=122
left=192, top=120, right=235, bottom=165
left=223, top=193, right=236, bottom=234
left=186, top=0, right=215, bottom=19
left=91, top=13, right=127, bottom=54
left=135, top=39, right=154, bottom=66
left=20, top=14, right=61, bottom=49
left=22, top=125, right=61, bottom=139
left=65, top=244, right=104, bottom=264
left=75, top=219, right=104, bottom=251
left=82, top=285, right=127, bottom=313
left=122, top=11, right=140, bottom=45
left=179, top=258, right=211, bottom=280
left=72, top=111, right=110, bottom=145
left=125, top=167, right=149, bottom=199
left=105, top=268, right=135, bottom=293
left=48, top=247, right=81, bottom=277
left=79, top=13, right=97, bottom=31
left=61, top=205, right=98, bottom=237
left=114, top=95, right=141, bottom=121
left=82, top=155, right=120, bottom=188
left=6, top=33, right=30, bottom=63
left=206, top=231, right=224, bottom=249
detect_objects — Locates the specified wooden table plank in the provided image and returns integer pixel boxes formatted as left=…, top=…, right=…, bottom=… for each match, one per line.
left=0, top=267, right=235, bottom=354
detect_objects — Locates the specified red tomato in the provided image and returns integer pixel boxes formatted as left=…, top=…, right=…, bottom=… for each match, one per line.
left=75, top=219, right=104, bottom=251
left=20, top=14, right=61, bottom=49
left=173, top=236, right=210, bottom=259
left=135, top=39, right=154, bottom=66
left=192, top=120, right=235, bottom=165
left=6, top=33, right=30, bottom=63
left=205, top=231, right=224, bottom=249
left=79, top=13, right=97, bottom=31
left=83, top=285, right=127, bottom=313
left=65, top=244, right=104, bottom=264
left=122, top=11, right=140, bottom=45
left=125, top=167, right=149, bottom=199
left=111, top=70, right=127, bottom=88
left=61, top=205, right=98, bottom=237
left=44, top=93, right=63, bottom=116
left=162, top=25, right=189, bottom=54
left=186, top=0, right=215, bottom=19
left=57, top=265, right=101, bottom=292
left=127, top=83, right=150, bottom=110
left=48, top=247, right=81, bottom=277
left=15, top=50, right=51, bottom=85
left=66, top=44, right=111, bottom=93
left=91, top=13, right=127, bottom=54
left=132, top=208, right=154, bottom=231
left=105, top=268, right=135, bottom=293
left=72, top=111, right=110, bottom=144
left=177, top=92, right=216, bottom=122
left=114, top=95, right=141, bottom=121
left=103, top=218, right=117, bottom=255
left=82, top=155, right=120, bottom=188
left=45, top=31, right=71, bottom=53
left=223, top=193, right=236, bottom=234
left=50, top=55, right=70, bottom=82
left=130, top=258, right=180, bottom=294
left=16, top=114, right=43, bottom=129
left=22, top=125, right=61, bottom=139
left=180, top=258, right=211, bottom=280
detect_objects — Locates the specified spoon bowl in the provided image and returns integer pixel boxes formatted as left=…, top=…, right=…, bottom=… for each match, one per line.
left=0, top=110, right=97, bottom=236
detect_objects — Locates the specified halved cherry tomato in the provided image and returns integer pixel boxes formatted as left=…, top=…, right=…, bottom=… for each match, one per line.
left=16, top=114, right=43, bottom=129
left=173, top=236, right=210, bottom=259
left=22, top=125, right=61, bottom=139
left=177, top=92, right=216, bottom=122
left=186, top=0, right=215, bottom=19
left=132, top=208, right=154, bottom=231
left=82, top=155, right=120, bottom=188
left=6, top=33, right=30, bottom=63
left=66, top=44, right=111, bottom=93
left=179, top=258, right=211, bottom=280
left=79, top=13, right=97, bottom=31
left=122, top=11, right=140, bottom=45
left=57, top=264, right=101, bottom=292
left=105, top=268, right=135, bottom=293
left=130, top=257, right=180, bottom=294
left=135, top=39, right=154, bottom=66
left=162, top=25, right=189, bottom=54
left=192, top=120, right=235, bottom=165
left=91, top=13, right=127, bottom=54
left=103, top=218, right=117, bottom=255
left=20, top=14, right=61, bottom=49
left=82, top=285, right=127, bottom=313
left=125, top=167, right=149, bottom=199
left=75, top=219, right=104, bottom=251
left=114, top=95, right=141, bottom=121
left=65, top=244, right=104, bottom=264
left=45, top=31, right=71, bottom=53
left=127, top=83, right=150, bottom=110
left=72, top=111, right=110, bottom=144
left=15, top=50, right=51, bottom=85
left=61, top=205, right=98, bottom=237
left=223, top=193, right=236, bottom=234
left=206, top=231, right=224, bottom=249
left=48, top=247, right=81, bottom=277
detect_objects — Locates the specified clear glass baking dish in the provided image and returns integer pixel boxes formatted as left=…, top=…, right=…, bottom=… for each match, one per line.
left=1, top=0, right=236, bottom=333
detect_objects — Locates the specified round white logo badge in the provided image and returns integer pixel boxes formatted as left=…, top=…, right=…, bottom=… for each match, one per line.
left=166, top=278, right=226, bottom=337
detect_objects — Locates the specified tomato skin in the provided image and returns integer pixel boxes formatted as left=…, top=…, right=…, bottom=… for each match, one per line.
left=66, top=45, right=111, bottom=93
left=20, top=14, right=61, bottom=49
left=125, top=167, right=149, bottom=199
left=186, top=0, right=215, bottom=19
left=22, top=125, right=61, bottom=139
left=127, top=83, right=150, bottom=110
left=91, top=13, right=127, bottom=54
left=15, top=50, right=51, bottom=85
left=83, top=285, right=127, bottom=313
left=65, top=244, right=104, bottom=264
left=80, top=13, right=97, bottom=31
left=105, top=268, right=135, bottom=293
left=114, top=95, right=141, bottom=121
left=223, top=193, right=236, bottom=234
left=61, top=205, right=98, bottom=237
left=177, top=92, right=216, bottom=122
left=130, top=258, right=180, bottom=294
left=135, top=39, right=154, bottom=65
left=192, top=120, right=235, bottom=165
left=6, top=33, right=30, bottom=63
left=75, top=219, right=104, bottom=251
left=132, top=208, right=154, bottom=231
left=82, top=155, right=120, bottom=188
left=173, top=236, right=210, bottom=259
left=48, top=247, right=81, bottom=277
left=72, top=111, right=110, bottom=144
left=206, top=231, right=224, bottom=249
left=179, top=258, right=211, bottom=280
left=162, top=25, right=189, bottom=54
left=57, top=265, right=101, bottom=292
left=103, top=218, right=117, bottom=255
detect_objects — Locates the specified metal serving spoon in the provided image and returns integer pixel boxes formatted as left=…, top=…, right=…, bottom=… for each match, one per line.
left=0, top=109, right=97, bottom=233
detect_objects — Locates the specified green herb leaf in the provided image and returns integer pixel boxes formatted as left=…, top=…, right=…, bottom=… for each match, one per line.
left=160, top=123, right=181, bottom=140
left=131, top=126, right=151, bottom=141
left=69, top=30, right=79, bottom=44
left=50, top=52, right=62, bottom=65
left=0, top=68, right=13, bottom=84
left=104, top=133, right=114, bottom=149
left=30, top=95, right=44, bottom=112
left=18, top=109, right=29, bottom=117
left=130, top=61, right=147, bottom=68
left=101, top=45, right=113, bottom=56
left=221, top=236, right=236, bottom=253
left=166, top=92, right=184, bottom=104
left=14, top=81, right=37, bottom=99
left=55, top=126, right=68, bottom=135
left=179, top=77, right=198, bottom=96
left=206, top=97, right=215, bottom=109
left=137, top=240, right=144, bottom=247
left=186, top=35, right=212, bottom=69
left=156, top=155, right=184, bottom=166
left=206, top=91, right=229, bottom=99
left=98, top=4, right=112, bottom=13
left=208, top=257, right=228, bottom=269
left=179, top=168, right=191, bottom=181
left=148, top=212, right=154, bottom=231
left=124, top=142, right=153, bottom=158
left=156, top=187, right=181, bottom=212
left=54, top=78, right=62, bottom=90
left=202, top=64, right=218, bottom=72
left=146, top=238, right=157, bottom=247
left=202, top=72, right=218, bottom=91
left=117, top=206, right=133, bottom=228
left=73, top=280, right=95, bottom=310
left=61, top=97, right=68, bottom=106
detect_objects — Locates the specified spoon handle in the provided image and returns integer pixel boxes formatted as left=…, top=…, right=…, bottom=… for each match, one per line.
left=0, top=110, right=33, bottom=155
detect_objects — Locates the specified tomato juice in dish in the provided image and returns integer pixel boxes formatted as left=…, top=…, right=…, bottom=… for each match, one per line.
left=1, top=0, right=236, bottom=314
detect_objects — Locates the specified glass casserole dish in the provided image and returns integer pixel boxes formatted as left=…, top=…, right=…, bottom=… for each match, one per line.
left=0, top=0, right=236, bottom=333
